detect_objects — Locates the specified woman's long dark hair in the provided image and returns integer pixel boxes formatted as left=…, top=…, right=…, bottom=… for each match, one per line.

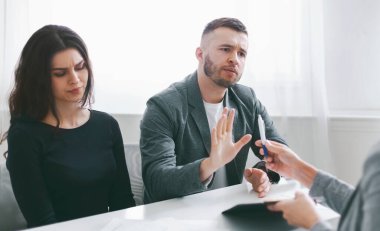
left=10, top=24, right=94, bottom=121
left=1, top=25, right=94, bottom=158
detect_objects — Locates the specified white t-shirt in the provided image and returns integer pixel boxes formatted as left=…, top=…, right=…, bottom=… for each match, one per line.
left=203, top=100, right=228, bottom=190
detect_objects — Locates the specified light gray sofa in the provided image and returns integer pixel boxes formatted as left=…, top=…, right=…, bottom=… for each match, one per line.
left=0, top=162, right=27, bottom=231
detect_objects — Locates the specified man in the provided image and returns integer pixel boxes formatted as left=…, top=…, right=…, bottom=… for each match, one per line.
left=140, top=17, right=286, bottom=203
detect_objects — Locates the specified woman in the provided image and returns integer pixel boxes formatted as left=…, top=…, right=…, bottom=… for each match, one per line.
left=255, top=139, right=380, bottom=230
left=5, top=25, right=135, bottom=228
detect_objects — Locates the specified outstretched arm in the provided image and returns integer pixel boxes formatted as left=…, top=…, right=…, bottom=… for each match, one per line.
left=200, top=108, right=251, bottom=181
left=109, top=119, right=136, bottom=210
left=141, top=102, right=251, bottom=202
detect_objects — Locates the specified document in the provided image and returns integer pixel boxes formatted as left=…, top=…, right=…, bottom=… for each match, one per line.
left=219, top=180, right=301, bottom=230
left=247, top=178, right=300, bottom=202
left=222, top=179, right=301, bottom=215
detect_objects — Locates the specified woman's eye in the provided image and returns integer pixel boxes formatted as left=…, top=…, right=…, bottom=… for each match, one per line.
left=75, top=63, right=86, bottom=71
left=52, top=71, right=65, bottom=77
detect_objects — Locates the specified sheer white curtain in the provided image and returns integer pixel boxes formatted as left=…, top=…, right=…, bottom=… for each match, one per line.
left=240, top=0, right=333, bottom=172
left=0, top=0, right=5, bottom=159
left=0, top=0, right=334, bottom=172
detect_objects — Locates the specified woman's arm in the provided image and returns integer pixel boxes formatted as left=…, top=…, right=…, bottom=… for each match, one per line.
left=6, top=126, right=57, bottom=227
left=108, top=119, right=136, bottom=210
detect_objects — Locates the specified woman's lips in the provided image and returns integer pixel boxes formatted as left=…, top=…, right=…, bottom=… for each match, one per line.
left=68, top=87, right=82, bottom=94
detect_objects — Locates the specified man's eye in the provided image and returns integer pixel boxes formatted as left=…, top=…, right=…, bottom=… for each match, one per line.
left=239, top=52, right=246, bottom=57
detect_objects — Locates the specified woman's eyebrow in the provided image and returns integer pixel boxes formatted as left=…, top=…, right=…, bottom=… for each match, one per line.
left=51, top=60, right=84, bottom=70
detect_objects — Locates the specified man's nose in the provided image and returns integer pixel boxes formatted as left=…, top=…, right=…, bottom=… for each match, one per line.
left=228, top=52, right=239, bottom=65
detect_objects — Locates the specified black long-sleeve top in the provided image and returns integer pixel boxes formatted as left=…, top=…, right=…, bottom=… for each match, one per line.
left=6, top=110, right=135, bottom=228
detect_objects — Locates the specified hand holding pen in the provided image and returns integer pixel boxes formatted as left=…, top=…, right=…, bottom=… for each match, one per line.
left=254, top=139, right=318, bottom=189
left=257, top=115, right=268, bottom=158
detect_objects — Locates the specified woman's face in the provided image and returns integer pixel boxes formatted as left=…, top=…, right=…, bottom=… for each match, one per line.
left=50, top=48, right=88, bottom=105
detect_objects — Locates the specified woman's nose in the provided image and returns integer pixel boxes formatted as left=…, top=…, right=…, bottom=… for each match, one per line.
left=68, top=70, right=80, bottom=84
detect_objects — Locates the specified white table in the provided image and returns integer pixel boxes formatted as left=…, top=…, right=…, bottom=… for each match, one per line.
left=29, top=181, right=339, bottom=231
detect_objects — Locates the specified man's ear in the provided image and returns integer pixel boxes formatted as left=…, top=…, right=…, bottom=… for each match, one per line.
left=195, top=47, right=203, bottom=62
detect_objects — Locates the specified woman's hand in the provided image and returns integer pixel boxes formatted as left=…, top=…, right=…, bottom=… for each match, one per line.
left=267, top=191, right=321, bottom=229
left=255, top=140, right=318, bottom=188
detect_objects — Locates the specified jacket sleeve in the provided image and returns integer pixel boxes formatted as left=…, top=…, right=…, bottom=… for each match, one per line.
left=108, top=118, right=136, bottom=210
left=6, top=127, right=57, bottom=227
left=140, top=97, right=207, bottom=203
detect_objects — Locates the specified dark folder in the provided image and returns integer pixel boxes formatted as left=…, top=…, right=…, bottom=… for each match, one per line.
left=222, top=203, right=295, bottom=230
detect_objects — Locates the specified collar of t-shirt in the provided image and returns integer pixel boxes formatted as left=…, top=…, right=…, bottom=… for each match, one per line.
left=203, top=100, right=224, bottom=133
left=202, top=100, right=228, bottom=190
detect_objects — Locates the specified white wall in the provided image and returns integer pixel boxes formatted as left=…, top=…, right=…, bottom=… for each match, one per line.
left=329, top=117, right=380, bottom=184
left=320, top=0, right=380, bottom=184
left=324, top=0, right=380, bottom=115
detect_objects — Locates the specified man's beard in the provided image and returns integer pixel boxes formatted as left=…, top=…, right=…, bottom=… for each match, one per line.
left=203, top=55, right=241, bottom=88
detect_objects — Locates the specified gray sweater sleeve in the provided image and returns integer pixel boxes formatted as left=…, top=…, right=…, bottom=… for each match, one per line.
left=310, top=142, right=380, bottom=231
left=310, top=221, right=333, bottom=231
left=359, top=145, right=380, bottom=231
left=308, top=171, right=354, bottom=231
left=309, top=171, right=354, bottom=214
left=307, top=170, right=351, bottom=231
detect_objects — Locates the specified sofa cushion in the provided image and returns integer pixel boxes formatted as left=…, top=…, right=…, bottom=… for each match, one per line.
left=124, top=144, right=144, bottom=205
left=0, top=162, right=27, bottom=231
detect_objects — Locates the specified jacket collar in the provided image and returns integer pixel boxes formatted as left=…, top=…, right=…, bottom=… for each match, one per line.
left=187, top=72, right=212, bottom=153
left=186, top=72, right=236, bottom=153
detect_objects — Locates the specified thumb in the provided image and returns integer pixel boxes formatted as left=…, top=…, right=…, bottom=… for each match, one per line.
left=244, top=168, right=252, bottom=177
left=267, top=202, right=283, bottom=212
left=235, top=134, right=252, bottom=150
left=264, top=140, right=287, bottom=156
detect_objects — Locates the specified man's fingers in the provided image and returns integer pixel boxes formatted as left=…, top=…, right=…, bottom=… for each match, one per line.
left=211, top=127, right=218, bottom=146
left=258, top=184, right=270, bottom=198
left=226, top=108, right=235, bottom=133
left=221, top=107, right=228, bottom=134
left=216, top=114, right=226, bottom=138
left=260, top=175, right=270, bottom=188
left=256, top=181, right=270, bottom=198
left=250, top=168, right=267, bottom=183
